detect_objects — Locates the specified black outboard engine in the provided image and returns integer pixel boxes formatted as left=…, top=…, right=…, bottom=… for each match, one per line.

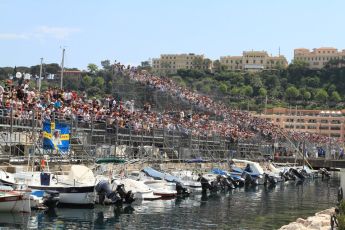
left=43, top=190, right=59, bottom=208
left=218, top=175, right=235, bottom=190
left=279, top=171, right=289, bottom=181
left=284, top=170, right=297, bottom=181
left=116, top=184, right=135, bottom=204
left=289, top=168, right=305, bottom=181
left=319, top=168, right=331, bottom=179
left=95, top=180, right=121, bottom=205
left=263, top=174, right=277, bottom=186
left=197, top=175, right=216, bottom=193
left=175, top=182, right=190, bottom=196
left=300, top=169, right=309, bottom=178
left=242, top=171, right=257, bottom=187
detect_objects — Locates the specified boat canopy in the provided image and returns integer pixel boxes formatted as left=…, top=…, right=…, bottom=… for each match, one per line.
left=212, top=168, right=228, bottom=176
left=142, top=167, right=180, bottom=182
left=68, top=165, right=95, bottom=184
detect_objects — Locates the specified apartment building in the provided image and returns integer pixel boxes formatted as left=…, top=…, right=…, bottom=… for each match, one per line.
left=294, top=47, right=345, bottom=69
left=255, top=107, right=345, bottom=140
left=151, top=53, right=211, bottom=74
left=220, top=51, right=288, bottom=71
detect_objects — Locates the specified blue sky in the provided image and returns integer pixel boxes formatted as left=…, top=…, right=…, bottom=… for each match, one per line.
left=0, top=0, right=344, bottom=69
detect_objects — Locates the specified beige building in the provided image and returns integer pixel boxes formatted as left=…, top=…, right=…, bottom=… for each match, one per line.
left=255, top=107, right=345, bottom=140
left=294, top=47, right=345, bottom=69
left=151, top=53, right=212, bottom=74
left=220, top=51, right=288, bottom=71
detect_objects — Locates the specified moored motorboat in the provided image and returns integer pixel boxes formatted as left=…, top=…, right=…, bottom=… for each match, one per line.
left=13, top=165, right=96, bottom=207
left=0, top=189, right=31, bottom=213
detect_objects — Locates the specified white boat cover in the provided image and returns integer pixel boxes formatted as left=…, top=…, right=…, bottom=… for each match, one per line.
left=68, top=165, right=95, bottom=184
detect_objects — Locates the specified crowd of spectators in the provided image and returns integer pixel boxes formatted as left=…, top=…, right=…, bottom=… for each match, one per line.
left=0, top=62, right=341, bottom=150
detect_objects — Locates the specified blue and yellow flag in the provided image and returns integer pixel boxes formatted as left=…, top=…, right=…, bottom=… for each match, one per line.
left=43, top=121, right=70, bottom=152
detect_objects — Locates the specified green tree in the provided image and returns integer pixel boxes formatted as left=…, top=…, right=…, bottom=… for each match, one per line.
left=331, top=91, right=341, bottom=102
left=82, top=75, right=92, bottom=88
left=285, top=86, right=300, bottom=101
left=303, top=91, right=311, bottom=100
left=87, top=63, right=98, bottom=74
left=86, top=86, right=102, bottom=97
left=94, top=76, right=105, bottom=88
left=315, top=89, right=329, bottom=102
left=101, top=60, right=111, bottom=70
left=213, top=60, right=226, bottom=72
left=258, top=87, right=267, bottom=97
left=191, top=56, right=203, bottom=69
left=219, top=83, right=228, bottom=94
left=230, top=87, right=241, bottom=96
left=242, top=85, right=253, bottom=97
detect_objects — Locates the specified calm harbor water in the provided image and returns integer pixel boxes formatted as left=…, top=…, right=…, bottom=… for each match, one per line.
left=1, top=174, right=339, bottom=230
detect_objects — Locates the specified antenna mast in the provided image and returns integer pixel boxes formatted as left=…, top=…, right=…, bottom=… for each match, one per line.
left=60, top=48, right=65, bottom=90
left=39, top=58, right=43, bottom=92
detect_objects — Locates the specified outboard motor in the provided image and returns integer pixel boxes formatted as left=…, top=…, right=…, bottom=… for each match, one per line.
left=263, top=174, right=277, bottom=186
left=218, top=175, right=235, bottom=190
left=229, top=176, right=244, bottom=187
left=300, top=169, right=309, bottom=178
left=279, top=171, right=289, bottom=181
left=43, top=190, right=59, bottom=208
left=242, top=171, right=257, bottom=187
left=116, top=184, right=135, bottom=204
left=319, top=168, right=331, bottom=179
left=175, top=182, right=190, bottom=196
left=95, top=180, right=121, bottom=205
left=284, top=170, right=297, bottom=181
left=289, top=168, right=305, bottom=181
left=197, top=175, right=216, bottom=193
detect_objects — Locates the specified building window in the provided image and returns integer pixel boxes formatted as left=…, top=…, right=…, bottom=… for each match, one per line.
left=331, top=126, right=341, bottom=130
left=261, top=60, right=263, bottom=64
left=319, top=126, right=329, bottom=130
left=307, top=126, right=317, bottom=129
left=320, top=120, right=328, bottom=123
left=331, top=133, right=340, bottom=137
left=246, top=60, right=248, bottom=64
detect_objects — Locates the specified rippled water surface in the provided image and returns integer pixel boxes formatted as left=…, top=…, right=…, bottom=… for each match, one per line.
left=2, top=174, right=340, bottom=230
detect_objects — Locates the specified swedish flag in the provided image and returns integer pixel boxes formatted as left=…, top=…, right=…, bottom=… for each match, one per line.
left=43, top=121, right=70, bottom=152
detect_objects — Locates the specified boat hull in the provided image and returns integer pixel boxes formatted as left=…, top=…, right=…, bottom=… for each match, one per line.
left=29, top=185, right=95, bottom=206
left=0, top=194, right=31, bottom=213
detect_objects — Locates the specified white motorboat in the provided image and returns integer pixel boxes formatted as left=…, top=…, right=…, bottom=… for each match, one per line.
left=0, top=189, right=31, bottom=213
left=13, top=165, right=96, bottom=207
left=143, top=180, right=177, bottom=198
left=170, top=171, right=202, bottom=190
left=111, top=178, right=161, bottom=200
left=128, top=171, right=177, bottom=198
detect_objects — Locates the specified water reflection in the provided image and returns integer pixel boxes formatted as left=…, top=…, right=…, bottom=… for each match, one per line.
left=0, top=175, right=340, bottom=230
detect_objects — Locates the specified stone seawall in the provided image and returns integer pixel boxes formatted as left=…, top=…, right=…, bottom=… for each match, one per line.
left=0, top=162, right=230, bottom=173
left=279, top=208, right=334, bottom=230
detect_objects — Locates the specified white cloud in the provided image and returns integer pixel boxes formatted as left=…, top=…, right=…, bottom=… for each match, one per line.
left=0, top=26, right=80, bottom=41
left=0, top=33, right=29, bottom=40
left=35, top=26, right=80, bottom=39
